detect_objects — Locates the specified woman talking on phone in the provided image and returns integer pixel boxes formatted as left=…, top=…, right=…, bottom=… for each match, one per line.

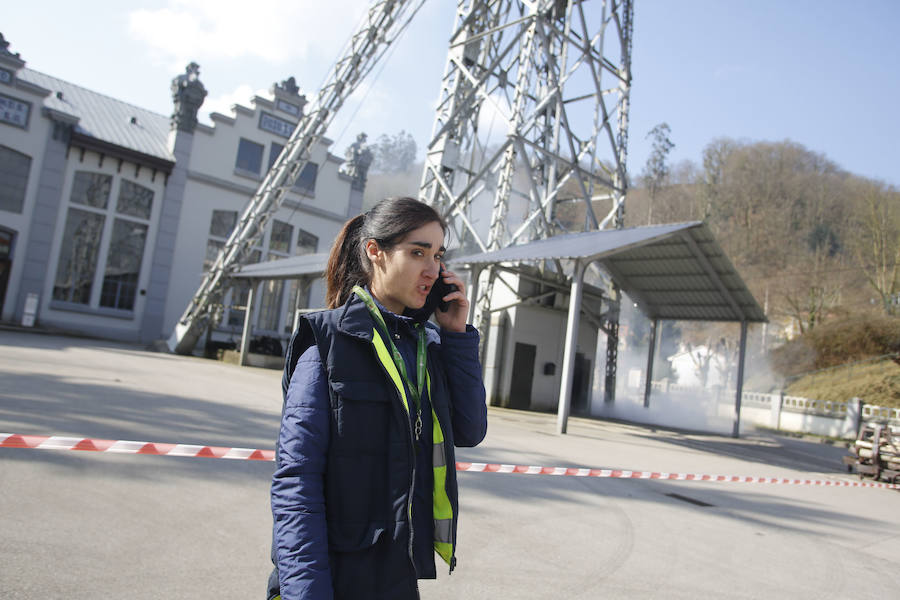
left=269, top=197, right=488, bottom=600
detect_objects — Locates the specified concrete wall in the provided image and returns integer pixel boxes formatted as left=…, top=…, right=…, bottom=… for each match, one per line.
left=603, top=381, right=896, bottom=439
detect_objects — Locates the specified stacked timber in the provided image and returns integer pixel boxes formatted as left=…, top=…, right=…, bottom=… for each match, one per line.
left=847, top=424, right=900, bottom=483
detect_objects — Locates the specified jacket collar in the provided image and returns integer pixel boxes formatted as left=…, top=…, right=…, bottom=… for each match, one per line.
left=336, top=292, right=376, bottom=342
left=336, top=290, right=441, bottom=346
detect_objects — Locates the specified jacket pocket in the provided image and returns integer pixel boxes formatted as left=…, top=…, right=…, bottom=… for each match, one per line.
left=328, top=520, right=386, bottom=552
left=330, top=379, right=394, bottom=452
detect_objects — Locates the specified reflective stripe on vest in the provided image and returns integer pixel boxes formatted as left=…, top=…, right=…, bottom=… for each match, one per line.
left=370, top=328, right=455, bottom=565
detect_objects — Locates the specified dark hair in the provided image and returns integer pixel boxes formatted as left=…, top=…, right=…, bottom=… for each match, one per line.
left=325, top=197, right=447, bottom=308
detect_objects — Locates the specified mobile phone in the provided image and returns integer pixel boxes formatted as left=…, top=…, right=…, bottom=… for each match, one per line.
left=404, top=266, right=458, bottom=321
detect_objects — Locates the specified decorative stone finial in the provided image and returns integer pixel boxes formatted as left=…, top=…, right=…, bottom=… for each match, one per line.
left=276, top=77, right=300, bottom=96
left=170, top=62, right=207, bottom=133
left=271, top=76, right=307, bottom=116
left=0, top=34, right=15, bottom=57
left=0, top=33, right=25, bottom=70
left=341, top=133, right=374, bottom=191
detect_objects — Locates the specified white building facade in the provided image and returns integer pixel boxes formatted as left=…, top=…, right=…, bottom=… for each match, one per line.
left=0, top=34, right=367, bottom=350
left=481, top=268, right=600, bottom=414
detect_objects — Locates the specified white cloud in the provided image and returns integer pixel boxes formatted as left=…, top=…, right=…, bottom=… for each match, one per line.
left=128, top=0, right=370, bottom=69
left=324, top=79, right=395, bottom=149
left=199, top=84, right=268, bottom=125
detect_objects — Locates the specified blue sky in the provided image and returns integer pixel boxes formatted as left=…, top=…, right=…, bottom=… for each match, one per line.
left=6, top=0, right=899, bottom=186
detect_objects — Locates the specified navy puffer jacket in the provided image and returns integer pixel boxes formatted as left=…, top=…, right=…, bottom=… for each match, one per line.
left=270, top=293, right=487, bottom=599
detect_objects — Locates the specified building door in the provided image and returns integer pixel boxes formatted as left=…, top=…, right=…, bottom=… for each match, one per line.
left=571, top=352, right=591, bottom=414
left=508, top=342, right=536, bottom=410
left=0, top=230, right=13, bottom=318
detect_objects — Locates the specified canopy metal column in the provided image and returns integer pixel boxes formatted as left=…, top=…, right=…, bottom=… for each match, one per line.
left=238, top=280, right=260, bottom=367
left=643, top=318, right=658, bottom=408
left=556, top=260, right=587, bottom=434
left=732, top=320, right=749, bottom=438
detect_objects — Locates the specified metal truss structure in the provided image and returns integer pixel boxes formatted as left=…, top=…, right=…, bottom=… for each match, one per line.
left=419, top=0, right=633, bottom=401
left=169, top=0, right=424, bottom=354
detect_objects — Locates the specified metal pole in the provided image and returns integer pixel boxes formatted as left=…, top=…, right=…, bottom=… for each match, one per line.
left=643, top=318, right=658, bottom=408
left=603, top=292, right=620, bottom=404
left=466, top=265, right=482, bottom=325
left=239, top=280, right=259, bottom=367
left=557, top=260, right=587, bottom=435
left=732, top=320, right=748, bottom=438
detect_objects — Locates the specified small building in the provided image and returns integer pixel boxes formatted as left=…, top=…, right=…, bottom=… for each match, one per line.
left=480, top=266, right=602, bottom=414
left=0, top=33, right=369, bottom=349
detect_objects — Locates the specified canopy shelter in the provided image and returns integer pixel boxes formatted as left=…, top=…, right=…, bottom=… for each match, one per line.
left=451, top=221, right=767, bottom=437
left=228, top=252, right=329, bottom=366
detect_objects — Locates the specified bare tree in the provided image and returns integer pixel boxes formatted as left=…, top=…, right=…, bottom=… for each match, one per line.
left=848, top=180, right=900, bottom=315
left=776, top=247, right=845, bottom=334
left=641, top=123, right=675, bottom=225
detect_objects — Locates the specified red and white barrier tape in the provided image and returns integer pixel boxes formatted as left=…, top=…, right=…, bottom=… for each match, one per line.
left=456, top=462, right=899, bottom=489
left=0, top=433, right=275, bottom=461
left=3, top=433, right=896, bottom=489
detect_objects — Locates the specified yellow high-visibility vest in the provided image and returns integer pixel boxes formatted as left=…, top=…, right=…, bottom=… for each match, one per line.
left=370, top=329, right=454, bottom=565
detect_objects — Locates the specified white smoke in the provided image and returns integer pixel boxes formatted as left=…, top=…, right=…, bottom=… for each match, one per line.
left=590, top=296, right=777, bottom=435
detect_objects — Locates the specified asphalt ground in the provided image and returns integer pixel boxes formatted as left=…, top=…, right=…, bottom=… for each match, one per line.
left=1, top=329, right=899, bottom=599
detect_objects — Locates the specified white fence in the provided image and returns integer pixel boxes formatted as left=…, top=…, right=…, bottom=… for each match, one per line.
left=638, top=380, right=900, bottom=439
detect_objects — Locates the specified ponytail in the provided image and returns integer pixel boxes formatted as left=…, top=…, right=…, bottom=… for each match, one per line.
left=325, top=213, right=368, bottom=308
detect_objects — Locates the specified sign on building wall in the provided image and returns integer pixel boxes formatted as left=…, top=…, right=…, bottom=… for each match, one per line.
left=0, top=93, right=30, bottom=128
left=259, top=112, right=294, bottom=139
left=276, top=99, right=301, bottom=117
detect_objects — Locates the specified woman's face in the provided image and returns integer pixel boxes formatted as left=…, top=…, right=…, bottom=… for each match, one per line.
left=367, top=220, right=445, bottom=314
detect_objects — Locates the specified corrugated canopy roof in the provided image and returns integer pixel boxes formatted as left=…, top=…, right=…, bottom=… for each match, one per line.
left=231, top=252, right=329, bottom=280
left=453, top=221, right=766, bottom=323
left=227, top=222, right=765, bottom=323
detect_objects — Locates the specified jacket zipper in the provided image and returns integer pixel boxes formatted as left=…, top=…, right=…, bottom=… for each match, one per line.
left=372, top=342, right=419, bottom=596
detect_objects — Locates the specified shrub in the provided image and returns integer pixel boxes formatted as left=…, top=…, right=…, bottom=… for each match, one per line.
left=772, top=312, right=900, bottom=377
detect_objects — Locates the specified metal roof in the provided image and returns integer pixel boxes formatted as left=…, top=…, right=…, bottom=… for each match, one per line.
left=19, top=69, right=173, bottom=163
left=452, top=221, right=767, bottom=323
left=231, top=252, right=329, bottom=280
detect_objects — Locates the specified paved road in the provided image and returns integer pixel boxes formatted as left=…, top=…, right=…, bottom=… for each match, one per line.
left=2, top=330, right=899, bottom=599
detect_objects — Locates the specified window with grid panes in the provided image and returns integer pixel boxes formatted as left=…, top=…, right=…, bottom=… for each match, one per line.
left=283, top=228, right=319, bottom=332
left=53, top=172, right=153, bottom=311
left=235, top=138, right=264, bottom=175
left=204, top=210, right=237, bottom=273
left=257, top=220, right=293, bottom=332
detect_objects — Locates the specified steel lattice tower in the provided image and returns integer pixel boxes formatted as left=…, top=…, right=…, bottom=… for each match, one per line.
left=420, top=0, right=633, bottom=401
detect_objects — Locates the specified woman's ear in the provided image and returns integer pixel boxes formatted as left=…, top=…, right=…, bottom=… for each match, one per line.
left=364, top=238, right=382, bottom=266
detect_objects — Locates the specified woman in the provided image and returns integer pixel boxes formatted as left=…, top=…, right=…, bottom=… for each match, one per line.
left=269, top=197, right=488, bottom=600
